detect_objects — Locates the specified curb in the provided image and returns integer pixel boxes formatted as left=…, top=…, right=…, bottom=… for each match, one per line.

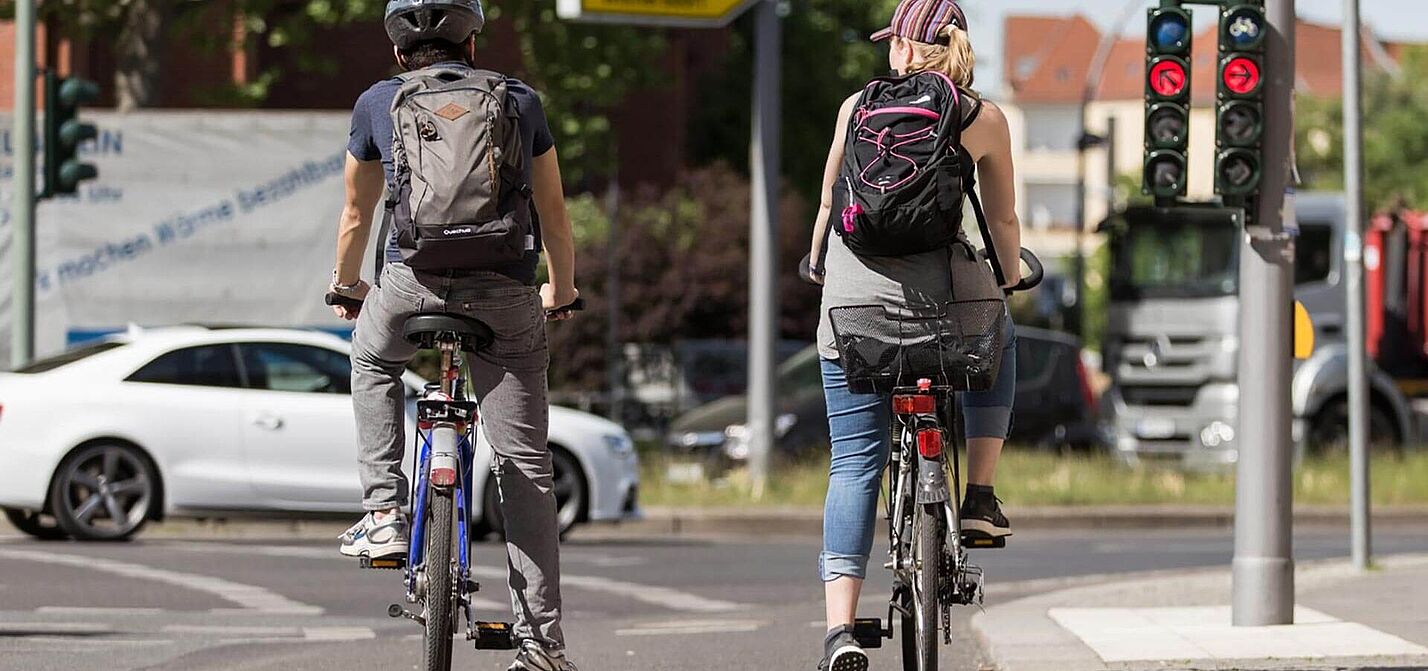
left=970, top=553, right=1428, bottom=671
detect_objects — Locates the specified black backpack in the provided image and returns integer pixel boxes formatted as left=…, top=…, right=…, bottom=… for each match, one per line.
left=831, top=71, right=980, bottom=259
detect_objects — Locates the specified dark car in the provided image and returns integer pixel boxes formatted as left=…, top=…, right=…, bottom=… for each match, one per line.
left=666, top=327, right=1104, bottom=464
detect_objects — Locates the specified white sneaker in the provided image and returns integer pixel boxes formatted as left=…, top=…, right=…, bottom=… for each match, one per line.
left=338, top=512, right=408, bottom=558
left=508, top=639, right=578, bottom=671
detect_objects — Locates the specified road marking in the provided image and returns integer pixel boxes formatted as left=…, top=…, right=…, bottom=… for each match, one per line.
left=0, top=548, right=323, bottom=615
left=0, top=622, right=112, bottom=634
left=615, top=619, right=764, bottom=636
left=35, top=607, right=164, bottom=616
left=162, top=625, right=301, bottom=637
left=472, top=567, right=745, bottom=613
left=304, top=626, right=377, bottom=641
left=161, top=541, right=748, bottom=614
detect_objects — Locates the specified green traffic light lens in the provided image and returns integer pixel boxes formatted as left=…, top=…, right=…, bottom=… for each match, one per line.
left=1148, top=105, right=1188, bottom=148
left=1219, top=103, right=1262, bottom=147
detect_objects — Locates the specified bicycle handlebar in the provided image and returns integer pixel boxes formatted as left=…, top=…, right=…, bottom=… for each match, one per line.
left=1006, top=248, right=1045, bottom=295
left=548, top=297, right=586, bottom=316
left=325, top=292, right=364, bottom=311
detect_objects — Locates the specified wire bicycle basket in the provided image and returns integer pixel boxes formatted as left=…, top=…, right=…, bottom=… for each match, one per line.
left=829, top=299, right=1005, bottom=394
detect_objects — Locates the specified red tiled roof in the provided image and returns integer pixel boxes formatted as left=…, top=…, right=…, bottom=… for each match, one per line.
left=1006, top=14, right=1413, bottom=104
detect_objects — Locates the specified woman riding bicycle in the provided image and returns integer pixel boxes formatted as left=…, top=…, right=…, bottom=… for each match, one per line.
left=807, top=1, right=1022, bottom=668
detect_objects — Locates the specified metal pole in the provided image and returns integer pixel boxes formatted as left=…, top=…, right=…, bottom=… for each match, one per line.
left=605, top=178, right=624, bottom=424
left=1233, top=0, right=1296, bottom=627
left=9, top=0, right=37, bottom=370
left=1105, top=115, right=1118, bottom=218
left=1342, top=0, right=1371, bottom=572
left=747, top=0, right=781, bottom=498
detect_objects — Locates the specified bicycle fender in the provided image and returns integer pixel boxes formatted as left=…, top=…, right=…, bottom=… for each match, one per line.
left=915, top=455, right=950, bottom=504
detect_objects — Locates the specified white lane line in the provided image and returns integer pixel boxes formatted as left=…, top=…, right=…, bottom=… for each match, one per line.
left=162, top=625, right=301, bottom=637
left=0, top=548, right=323, bottom=615
left=471, top=567, right=745, bottom=614
left=161, top=542, right=748, bottom=614
left=304, top=626, right=377, bottom=641
left=12, top=637, right=171, bottom=648
left=0, top=622, right=112, bottom=634
left=615, top=619, right=764, bottom=636
left=35, top=607, right=164, bottom=616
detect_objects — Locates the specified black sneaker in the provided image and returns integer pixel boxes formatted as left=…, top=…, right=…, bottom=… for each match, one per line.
left=818, top=625, right=869, bottom=671
left=961, top=494, right=1012, bottom=540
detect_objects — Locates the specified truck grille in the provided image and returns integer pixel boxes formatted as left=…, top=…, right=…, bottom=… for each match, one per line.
left=1121, top=385, right=1199, bottom=407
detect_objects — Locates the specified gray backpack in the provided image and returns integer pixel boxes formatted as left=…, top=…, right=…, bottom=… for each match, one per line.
left=389, top=66, right=533, bottom=271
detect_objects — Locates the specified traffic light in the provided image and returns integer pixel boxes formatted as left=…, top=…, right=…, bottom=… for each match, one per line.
left=1215, top=3, right=1266, bottom=198
left=43, top=72, right=101, bottom=198
left=1143, top=5, right=1192, bottom=201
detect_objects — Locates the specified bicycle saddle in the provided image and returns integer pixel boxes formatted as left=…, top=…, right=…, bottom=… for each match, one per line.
left=402, top=313, right=496, bottom=353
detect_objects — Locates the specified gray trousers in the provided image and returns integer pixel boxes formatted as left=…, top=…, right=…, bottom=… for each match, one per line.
left=351, top=261, right=564, bottom=650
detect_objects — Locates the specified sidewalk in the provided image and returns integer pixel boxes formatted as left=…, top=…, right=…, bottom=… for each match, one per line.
left=973, top=553, right=1428, bottom=671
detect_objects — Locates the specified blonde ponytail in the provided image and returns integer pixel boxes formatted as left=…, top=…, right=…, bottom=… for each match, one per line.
left=908, top=25, right=976, bottom=89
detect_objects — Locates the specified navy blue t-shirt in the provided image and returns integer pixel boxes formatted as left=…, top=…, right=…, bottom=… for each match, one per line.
left=347, top=63, right=555, bottom=284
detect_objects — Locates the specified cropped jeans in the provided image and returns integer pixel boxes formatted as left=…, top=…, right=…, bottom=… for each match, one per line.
left=819, top=314, right=1016, bottom=582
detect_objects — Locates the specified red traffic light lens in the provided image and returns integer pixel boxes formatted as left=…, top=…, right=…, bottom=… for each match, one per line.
left=1149, top=58, right=1189, bottom=99
left=1222, top=56, right=1261, bottom=96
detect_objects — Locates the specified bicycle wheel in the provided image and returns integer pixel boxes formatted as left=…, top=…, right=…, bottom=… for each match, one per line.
left=423, top=435, right=457, bottom=671
left=910, top=503, right=942, bottom=671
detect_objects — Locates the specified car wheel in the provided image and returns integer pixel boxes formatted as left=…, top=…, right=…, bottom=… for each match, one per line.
left=484, top=445, right=587, bottom=540
left=2, top=507, right=69, bottom=541
left=1309, top=399, right=1399, bottom=455
left=49, top=443, right=157, bottom=541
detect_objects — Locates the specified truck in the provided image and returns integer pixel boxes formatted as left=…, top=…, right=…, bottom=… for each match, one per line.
left=1100, top=193, right=1423, bottom=469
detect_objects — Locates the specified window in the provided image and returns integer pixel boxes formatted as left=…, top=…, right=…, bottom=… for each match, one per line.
left=1024, top=182, right=1080, bottom=229
left=17, top=341, right=124, bottom=374
left=240, top=343, right=351, bottom=394
left=127, top=345, right=244, bottom=388
left=1022, top=106, right=1081, bottom=152
left=1295, top=222, right=1334, bottom=285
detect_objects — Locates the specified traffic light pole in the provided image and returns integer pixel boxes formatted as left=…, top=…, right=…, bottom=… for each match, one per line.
left=1232, top=0, right=1295, bottom=627
left=747, top=0, right=781, bottom=498
left=1342, top=0, right=1371, bottom=572
left=9, top=0, right=37, bottom=370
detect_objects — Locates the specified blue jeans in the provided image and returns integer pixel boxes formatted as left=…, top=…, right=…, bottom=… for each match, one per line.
left=819, top=316, right=1016, bottom=582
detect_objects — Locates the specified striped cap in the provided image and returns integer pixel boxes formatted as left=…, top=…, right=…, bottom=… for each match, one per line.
left=870, top=0, right=968, bottom=45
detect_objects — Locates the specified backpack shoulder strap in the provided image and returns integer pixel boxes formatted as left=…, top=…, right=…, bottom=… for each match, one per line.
left=960, top=152, right=1009, bottom=287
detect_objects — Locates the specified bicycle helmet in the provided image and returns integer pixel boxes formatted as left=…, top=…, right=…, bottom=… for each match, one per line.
left=384, top=0, right=485, bottom=50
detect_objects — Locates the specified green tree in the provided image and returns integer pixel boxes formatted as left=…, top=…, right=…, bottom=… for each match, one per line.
left=1296, top=45, right=1428, bottom=211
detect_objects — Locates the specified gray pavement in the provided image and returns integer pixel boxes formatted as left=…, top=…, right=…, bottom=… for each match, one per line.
left=2, top=521, right=1427, bottom=670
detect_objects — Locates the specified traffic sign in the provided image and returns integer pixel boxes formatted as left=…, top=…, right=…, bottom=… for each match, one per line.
left=1222, top=56, right=1262, bottom=96
left=556, top=0, right=759, bottom=27
left=1149, top=58, right=1189, bottom=99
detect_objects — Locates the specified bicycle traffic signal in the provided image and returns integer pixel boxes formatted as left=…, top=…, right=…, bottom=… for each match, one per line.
left=43, top=72, right=101, bottom=198
left=1143, top=6, right=1192, bottom=200
left=1215, top=3, right=1266, bottom=198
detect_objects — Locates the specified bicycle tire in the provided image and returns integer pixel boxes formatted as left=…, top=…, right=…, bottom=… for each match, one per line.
left=912, top=503, right=942, bottom=671
left=423, top=483, right=455, bottom=671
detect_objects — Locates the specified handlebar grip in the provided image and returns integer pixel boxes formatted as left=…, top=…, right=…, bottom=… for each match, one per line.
left=1005, top=249, right=1045, bottom=294
left=325, top=292, right=364, bottom=311
left=548, top=297, right=586, bottom=315
left=798, top=254, right=822, bottom=285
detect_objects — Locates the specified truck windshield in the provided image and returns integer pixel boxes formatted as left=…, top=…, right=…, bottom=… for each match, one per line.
left=1110, top=221, right=1239, bottom=300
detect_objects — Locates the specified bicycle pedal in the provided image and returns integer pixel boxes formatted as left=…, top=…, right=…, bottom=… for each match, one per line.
left=961, top=533, right=1007, bottom=550
left=471, top=621, right=517, bottom=650
left=465, top=579, right=480, bottom=593
left=852, top=618, right=885, bottom=649
left=360, top=555, right=408, bottom=570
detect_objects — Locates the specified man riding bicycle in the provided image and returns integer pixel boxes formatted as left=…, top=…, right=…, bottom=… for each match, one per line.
left=327, top=2, right=580, bottom=669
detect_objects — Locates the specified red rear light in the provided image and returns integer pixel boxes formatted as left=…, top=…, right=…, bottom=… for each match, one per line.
left=893, top=394, right=936, bottom=415
left=916, top=428, right=943, bottom=459
left=1075, top=354, right=1097, bottom=413
left=430, top=467, right=457, bottom=487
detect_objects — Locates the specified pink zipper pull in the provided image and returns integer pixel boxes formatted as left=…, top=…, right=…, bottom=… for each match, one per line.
left=842, top=204, right=863, bottom=233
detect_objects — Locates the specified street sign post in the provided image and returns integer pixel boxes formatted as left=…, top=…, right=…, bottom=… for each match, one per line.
left=558, top=0, right=780, bottom=496
left=1342, top=0, right=1372, bottom=572
left=556, top=0, right=759, bottom=27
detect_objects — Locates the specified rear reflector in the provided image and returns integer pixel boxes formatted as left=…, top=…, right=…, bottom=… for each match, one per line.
left=893, top=394, right=936, bottom=415
left=430, top=467, right=457, bottom=487
left=916, top=428, right=943, bottom=459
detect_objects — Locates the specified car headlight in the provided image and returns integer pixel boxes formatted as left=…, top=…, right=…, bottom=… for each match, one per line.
left=602, top=433, right=635, bottom=458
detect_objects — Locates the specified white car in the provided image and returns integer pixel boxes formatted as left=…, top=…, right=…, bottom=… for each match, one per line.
left=0, top=326, right=640, bottom=541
